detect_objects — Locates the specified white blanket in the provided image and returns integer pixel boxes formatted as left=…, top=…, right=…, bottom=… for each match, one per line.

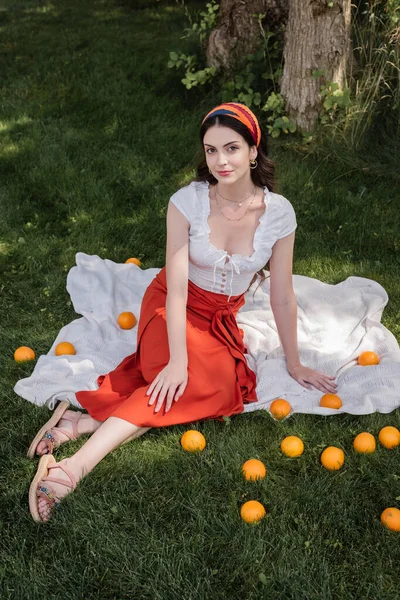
left=14, top=252, right=400, bottom=416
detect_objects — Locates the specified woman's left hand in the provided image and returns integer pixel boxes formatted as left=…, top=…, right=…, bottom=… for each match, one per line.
left=288, top=364, right=338, bottom=394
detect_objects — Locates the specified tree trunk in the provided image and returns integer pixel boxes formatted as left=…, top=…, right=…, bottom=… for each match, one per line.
left=280, top=0, right=352, bottom=133
left=206, top=0, right=289, bottom=73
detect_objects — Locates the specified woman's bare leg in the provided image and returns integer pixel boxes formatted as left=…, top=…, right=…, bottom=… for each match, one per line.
left=37, top=417, right=151, bottom=521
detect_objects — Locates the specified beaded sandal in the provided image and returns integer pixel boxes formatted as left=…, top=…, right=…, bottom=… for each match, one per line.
left=29, top=455, right=77, bottom=523
left=27, top=401, right=84, bottom=459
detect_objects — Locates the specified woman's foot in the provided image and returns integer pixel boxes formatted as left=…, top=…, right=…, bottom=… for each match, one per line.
left=35, top=411, right=99, bottom=456
left=27, top=400, right=101, bottom=459
left=29, top=455, right=80, bottom=523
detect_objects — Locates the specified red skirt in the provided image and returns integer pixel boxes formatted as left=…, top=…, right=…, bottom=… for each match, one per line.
left=75, top=266, right=258, bottom=427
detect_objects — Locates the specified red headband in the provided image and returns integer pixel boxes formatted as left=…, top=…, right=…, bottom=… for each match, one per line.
left=202, top=102, right=261, bottom=147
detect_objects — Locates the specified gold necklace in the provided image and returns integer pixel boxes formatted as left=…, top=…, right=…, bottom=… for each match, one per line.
left=214, top=186, right=256, bottom=221
left=216, top=184, right=255, bottom=207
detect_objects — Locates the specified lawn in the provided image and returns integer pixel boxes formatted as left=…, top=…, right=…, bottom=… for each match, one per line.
left=1, top=0, right=400, bottom=598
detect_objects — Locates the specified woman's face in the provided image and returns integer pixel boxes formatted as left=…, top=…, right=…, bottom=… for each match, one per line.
left=203, top=125, right=257, bottom=184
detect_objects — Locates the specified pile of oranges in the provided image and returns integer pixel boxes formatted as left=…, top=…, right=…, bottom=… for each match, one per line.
left=14, top=306, right=137, bottom=362
left=179, top=390, right=400, bottom=531
left=268, top=391, right=400, bottom=531
left=13, top=257, right=143, bottom=363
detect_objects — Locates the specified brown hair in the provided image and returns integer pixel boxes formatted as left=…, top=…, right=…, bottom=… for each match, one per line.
left=192, top=113, right=276, bottom=297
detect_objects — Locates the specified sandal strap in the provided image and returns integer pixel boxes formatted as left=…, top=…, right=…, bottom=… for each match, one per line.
left=49, top=426, right=76, bottom=442
left=36, top=485, right=61, bottom=510
left=39, top=431, right=56, bottom=454
left=38, top=427, right=72, bottom=453
left=58, top=411, right=83, bottom=440
left=48, top=460, right=77, bottom=490
left=40, top=412, right=84, bottom=449
left=42, top=475, right=74, bottom=489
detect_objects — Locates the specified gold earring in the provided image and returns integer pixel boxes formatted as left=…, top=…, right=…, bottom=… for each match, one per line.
left=209, top=168, right=213, bottom=174
left=250, top=159, right=257, bottom=169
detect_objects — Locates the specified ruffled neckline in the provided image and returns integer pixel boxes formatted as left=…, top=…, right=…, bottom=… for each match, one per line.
left=198, top=180, right=270, bottom=261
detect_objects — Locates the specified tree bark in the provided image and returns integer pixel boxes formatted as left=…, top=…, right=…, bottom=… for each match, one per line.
left=206, top=0, right=289, bottom=73
left=280, top=0, right=352, bottom=133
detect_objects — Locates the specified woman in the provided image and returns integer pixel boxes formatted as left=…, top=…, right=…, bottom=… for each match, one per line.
left=28, top=102, right=337, bottom=523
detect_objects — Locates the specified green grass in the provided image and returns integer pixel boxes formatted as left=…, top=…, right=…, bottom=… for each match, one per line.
left=1, top=0, right=400, bottom=598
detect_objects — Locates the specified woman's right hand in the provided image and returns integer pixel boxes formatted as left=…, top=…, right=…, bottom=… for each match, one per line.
left=146, top=360, right=188, bottom=414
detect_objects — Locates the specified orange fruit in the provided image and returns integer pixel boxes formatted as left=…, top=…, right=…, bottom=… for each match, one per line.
left=280, top=435, right=304, bottom=457
left=240, top=500, right=266, bottom=524
left=380, top=507, right=400, bottom=532
left=180, top=430, right=206, bottom=453
left=353, top=432, right=376, bottom=454
left=378, top=426, right=400, bottom=449
left=14, top=346, right=36, bottom=362
left=242, top=459, right=266, bottom=481
left=117, top=311, right=137, bottom=330
left=125, top=257, right=142, bottom=267
left=358, top=351, right=380, bottom=366
left=320, top=446, right=345, bottom=470
left=55, top=342, right=76, bottom=356
left=269, top=398, right=292, bottom=420
left=320, top=393, right=342, bottom=409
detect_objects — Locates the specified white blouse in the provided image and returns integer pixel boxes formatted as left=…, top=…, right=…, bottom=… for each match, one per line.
left=169, top=180, right=297, bottom=301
